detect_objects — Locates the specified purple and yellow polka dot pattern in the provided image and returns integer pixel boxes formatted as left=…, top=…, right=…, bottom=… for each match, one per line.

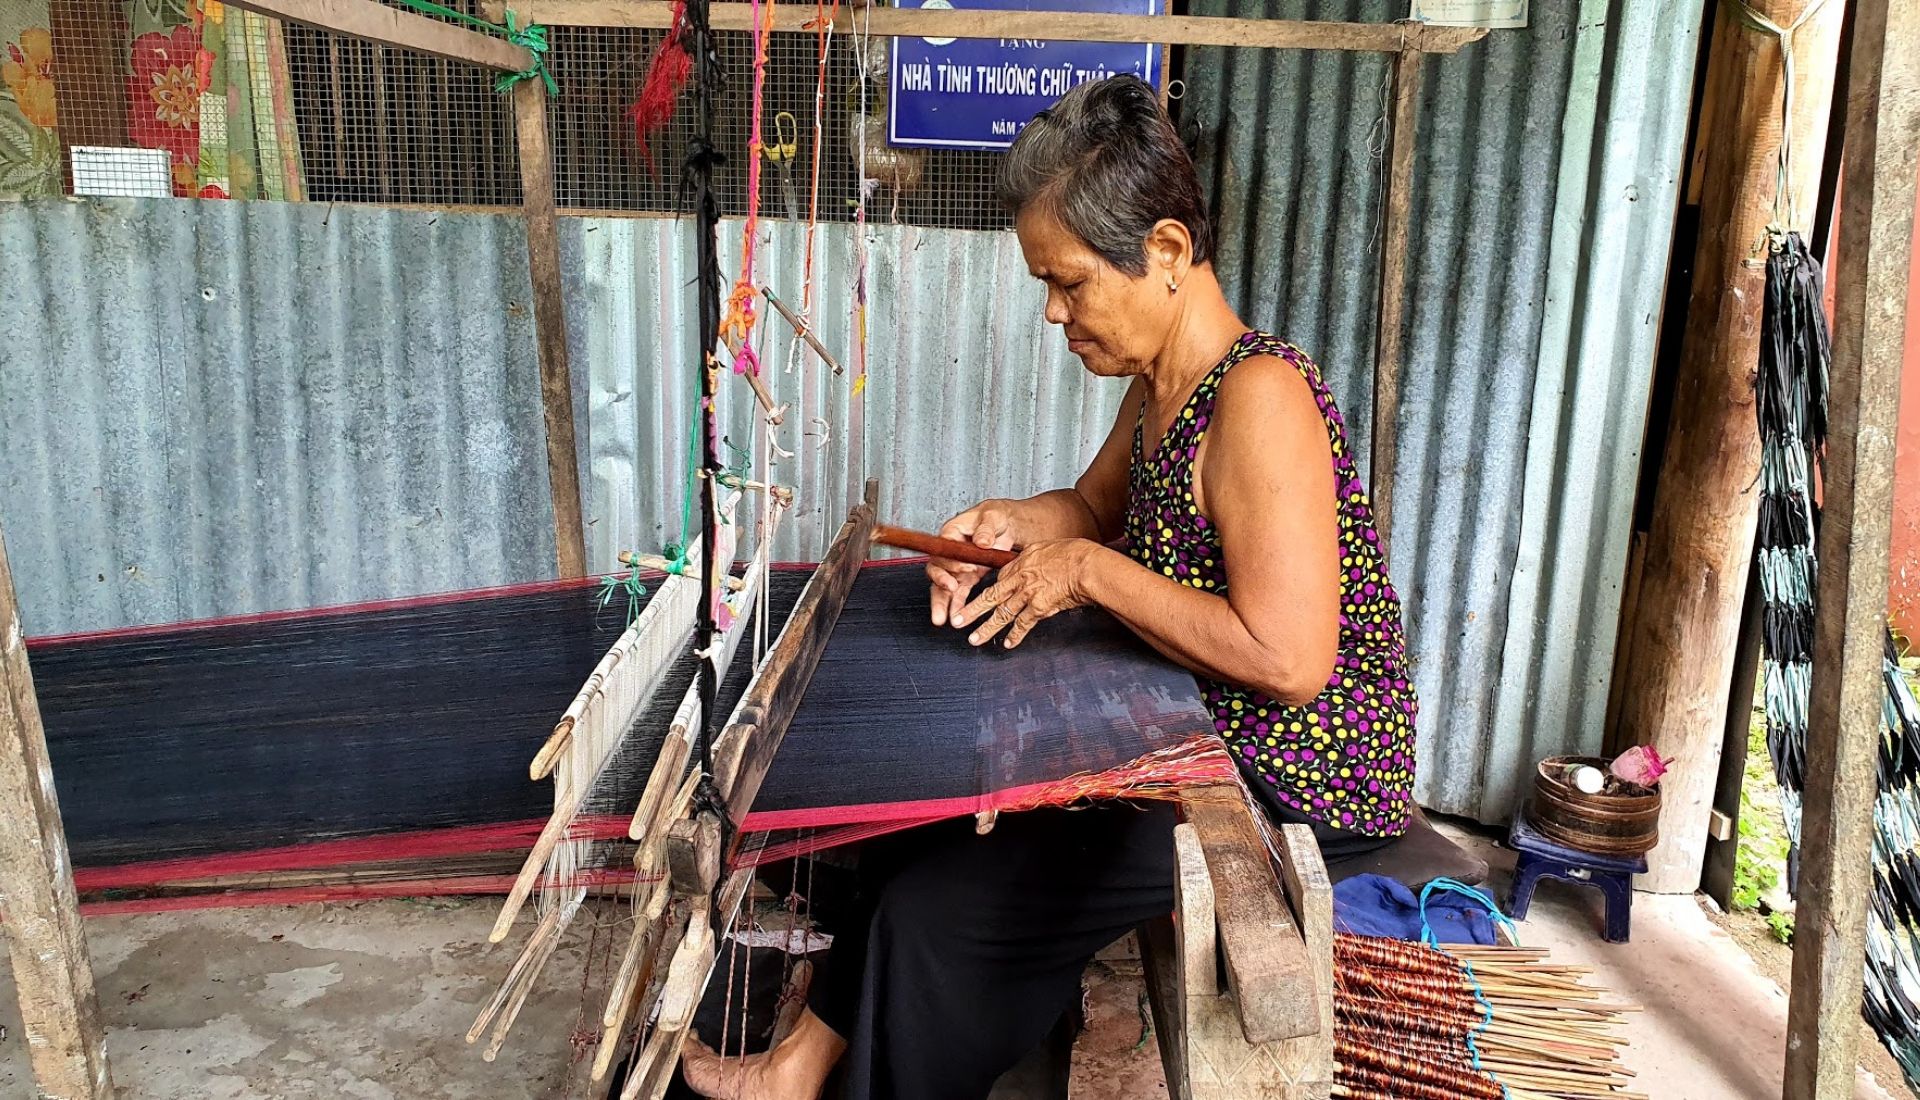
left=1123, top=332, right=1416, bottom=837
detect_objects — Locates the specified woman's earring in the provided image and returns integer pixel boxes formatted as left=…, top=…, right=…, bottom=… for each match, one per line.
left=1167, top=277, right=1180, bottom=293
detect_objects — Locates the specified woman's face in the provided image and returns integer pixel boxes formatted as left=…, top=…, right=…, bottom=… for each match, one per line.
left=1015, top=206, right=1176, bottom=378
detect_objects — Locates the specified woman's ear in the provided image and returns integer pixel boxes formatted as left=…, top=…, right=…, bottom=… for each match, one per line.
left=1146, top=219, right=1194, bottom=290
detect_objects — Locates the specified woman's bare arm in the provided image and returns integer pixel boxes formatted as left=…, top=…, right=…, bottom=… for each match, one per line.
left=952, top=356, right=1340, bottom=702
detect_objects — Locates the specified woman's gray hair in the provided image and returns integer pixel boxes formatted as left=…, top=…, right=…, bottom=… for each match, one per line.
left=997, top=74, right=1213, bottom=276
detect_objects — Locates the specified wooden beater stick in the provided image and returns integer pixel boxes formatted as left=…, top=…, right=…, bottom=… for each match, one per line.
left=871, top=524, right=1016, bottom=568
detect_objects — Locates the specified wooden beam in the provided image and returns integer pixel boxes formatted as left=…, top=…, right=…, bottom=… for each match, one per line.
left=709, top=480, right=879, bottom=827
left=0, top=531, right=113, bottom=1099
left=514, top=80, right=589, bottom=579
left=1183, top=790, right=1319, bottom=1044
left=489, top=0, right=1487, bottom=52
left=1273, top=822, right=1334, bottom=1060
left=1784, top=1, right=1920, bottom=1096
left=1702, top=567, right=1763, bottom=911
left=1614, top=0, right=1844, bottom=894
left=1369, top=47, right=1422, bottom=558
left=223, top=0, right=532, bottom=71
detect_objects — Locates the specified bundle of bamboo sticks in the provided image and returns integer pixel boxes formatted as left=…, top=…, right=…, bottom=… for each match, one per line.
left=1333, top=935, right=1640, bottom=1100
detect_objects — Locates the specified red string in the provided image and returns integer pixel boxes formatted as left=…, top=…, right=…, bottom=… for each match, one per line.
left=628, top=0, right=692, bottom=174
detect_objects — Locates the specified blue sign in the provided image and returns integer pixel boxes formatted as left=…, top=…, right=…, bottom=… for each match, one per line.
left=887, top=0, right=1162, bottom=151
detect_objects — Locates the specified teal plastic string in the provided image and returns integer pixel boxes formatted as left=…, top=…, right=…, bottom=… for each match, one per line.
left=1417, top=877, right=1519, bottom=948
left=1418, top=877, right=1517, bottom=1099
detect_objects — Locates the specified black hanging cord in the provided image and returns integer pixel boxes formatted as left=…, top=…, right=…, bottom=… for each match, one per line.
left=683, top=0, right=734, bottom=931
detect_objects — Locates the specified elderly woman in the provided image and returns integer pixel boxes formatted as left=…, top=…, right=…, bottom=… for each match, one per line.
left=683, top=73, right=1415, bottom=1100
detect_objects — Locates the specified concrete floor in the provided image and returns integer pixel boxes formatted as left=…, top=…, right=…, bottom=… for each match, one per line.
left=0, top=828, right=1904, bottom=1099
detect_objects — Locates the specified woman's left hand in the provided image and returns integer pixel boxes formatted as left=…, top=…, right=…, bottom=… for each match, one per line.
left=951, top=539, right=1102, bottom=649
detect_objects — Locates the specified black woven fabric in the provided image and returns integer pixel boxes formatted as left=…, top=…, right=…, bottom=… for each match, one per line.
left=31, top=560, right=1210, bottom=874
left=31, top=583, right=637, bottom=867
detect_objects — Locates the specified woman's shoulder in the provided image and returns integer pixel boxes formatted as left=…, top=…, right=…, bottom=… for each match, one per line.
left=1216, top=334, right=1322, bottom=411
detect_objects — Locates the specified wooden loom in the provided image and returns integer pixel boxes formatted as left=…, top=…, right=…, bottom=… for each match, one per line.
left=476, top=480, right=872, bottom=1091
left=461, top=2, right=1491, bottom=1092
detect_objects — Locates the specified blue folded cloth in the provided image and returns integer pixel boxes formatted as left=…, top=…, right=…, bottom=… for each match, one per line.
left=1332, top=873, right=1506, bottom=945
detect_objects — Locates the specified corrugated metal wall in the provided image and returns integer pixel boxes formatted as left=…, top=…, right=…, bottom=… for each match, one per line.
left=573, top=217, right=1118, bottom=566
left=0, top=199, right=556, bottom=636
left=0, top=200, right=1119, bottom=636
left=2, top=0, right=1700, bottom=818
left=1185, top=0, right=1702, bottom=819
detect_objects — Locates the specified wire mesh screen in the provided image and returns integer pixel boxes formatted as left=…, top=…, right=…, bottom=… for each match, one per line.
left=3, top=0, right=1013, bottom=228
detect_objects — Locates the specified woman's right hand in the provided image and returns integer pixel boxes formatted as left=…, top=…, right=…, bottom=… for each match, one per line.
left=929, top=500, right=1018, bottom=626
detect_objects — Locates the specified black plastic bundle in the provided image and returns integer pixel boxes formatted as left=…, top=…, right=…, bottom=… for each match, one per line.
left=1754, top=230, right=1920, bottom=1092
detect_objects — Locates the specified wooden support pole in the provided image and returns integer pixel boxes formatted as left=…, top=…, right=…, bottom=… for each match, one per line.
left=514, top=80, right=589, bottom=579
left=489, top=0, right=1486, bottom=53
left=0, top=531, right=112, bottom=1100
left=1614, top=0, right=1843, bottom=894
left=223, top=0, right=531, bottom=70
left=1783, top=1, right=1920, bottom=1095
left=1370, top=47, right=1422, bottom=558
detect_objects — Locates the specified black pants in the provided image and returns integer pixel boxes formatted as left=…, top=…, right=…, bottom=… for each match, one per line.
left=804, top=804, right=1176, bottom=1100
left=805, top=797, right=1391, bottom=1100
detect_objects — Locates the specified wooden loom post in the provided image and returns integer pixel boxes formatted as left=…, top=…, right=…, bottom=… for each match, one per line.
left=1783, top=1, right=1919, bottom=1095
left=1370, top=44, right=1423, bottom=560
left=515, top=79, right=591, bottom=580
left=1613, top=0, right=1843, bottom=894
left=0, top=530, right=113, bottom=1100
left=1182, top=791, right=1320, bottom=1044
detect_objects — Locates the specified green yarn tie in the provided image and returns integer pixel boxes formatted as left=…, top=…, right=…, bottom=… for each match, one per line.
left=390, top=2, right=557, bottom=95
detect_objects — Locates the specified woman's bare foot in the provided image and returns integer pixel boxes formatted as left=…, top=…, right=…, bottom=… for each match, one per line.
left=681, top=1008, right=846, bottom=1100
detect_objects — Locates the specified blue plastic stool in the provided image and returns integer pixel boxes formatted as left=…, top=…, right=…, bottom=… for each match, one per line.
left=1506, top=813, right=1647, bottom=944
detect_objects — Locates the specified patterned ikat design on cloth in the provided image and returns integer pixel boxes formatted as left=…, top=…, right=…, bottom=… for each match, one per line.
left=1123, top=331, right=1416, bottom=836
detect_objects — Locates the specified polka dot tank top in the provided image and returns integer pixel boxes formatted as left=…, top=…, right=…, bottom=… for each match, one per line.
left=1123, top=332, right=1416, bottom=837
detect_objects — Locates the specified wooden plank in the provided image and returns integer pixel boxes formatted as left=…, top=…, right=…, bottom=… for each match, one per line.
left=1783, top=2, right=1920, bottom=1096
left=0, top=531, right=113, bottom=1100
left=514, top=80, right=589, bottom=579
left=1613, top=0, right=1844, bottom=894
left=1273, top=822, right=1334, bottom=1054
left=489, top=0, right=1487, bottom=52
left=1138, top=915, right=1193, bottom=1100
left=1183, top=790, right=1318, bottom=1044
left=1703, top=569, right=1761, bottom=910
left=224, top=0, right=531, bottom=71
left=1369, top=48, right=1422, bottom=559
left=666, top=814, right=721, bottom=895
left=710, top=481, right=879, bottom=825
left=1172, top=823, right=1217, bottom=999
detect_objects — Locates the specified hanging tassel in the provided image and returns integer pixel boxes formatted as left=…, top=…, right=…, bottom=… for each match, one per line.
left=628, top=0, right=692, bottom=174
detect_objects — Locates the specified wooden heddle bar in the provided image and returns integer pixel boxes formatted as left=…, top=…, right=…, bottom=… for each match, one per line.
left=486, top=0, right=1488, bottom=53
left=604, top=481, right=877, bottom=1100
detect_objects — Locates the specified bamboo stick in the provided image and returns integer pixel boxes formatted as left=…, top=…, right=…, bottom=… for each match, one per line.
left=469, top=904, right=567, bottom=1041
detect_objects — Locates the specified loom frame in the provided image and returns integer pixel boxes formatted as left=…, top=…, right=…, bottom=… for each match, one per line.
left=5, top=2, right=1913, bottom=1099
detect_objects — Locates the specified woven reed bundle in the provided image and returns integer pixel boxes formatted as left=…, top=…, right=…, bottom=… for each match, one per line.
left=1333, top=934, right=1642, bottom=1100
